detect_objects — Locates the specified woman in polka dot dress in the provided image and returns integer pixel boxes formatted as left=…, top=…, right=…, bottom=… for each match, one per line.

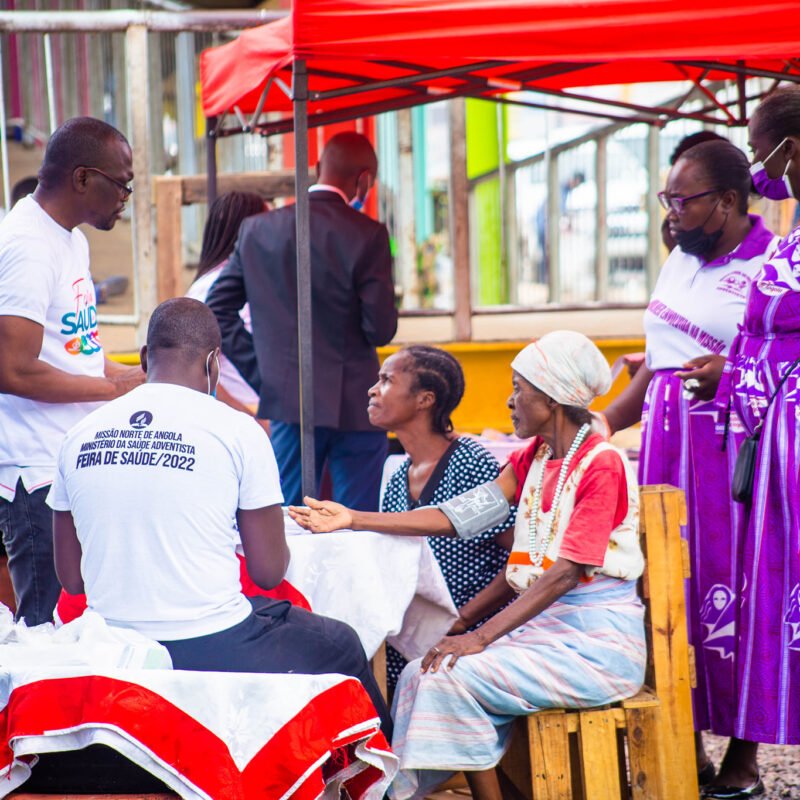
left=372, top=346, right=516, bottom=686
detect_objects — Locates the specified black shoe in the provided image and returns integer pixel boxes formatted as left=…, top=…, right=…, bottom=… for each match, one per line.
left=698, top=761, right=716, bottom=786
left=702, top=777, right=765, bottom=799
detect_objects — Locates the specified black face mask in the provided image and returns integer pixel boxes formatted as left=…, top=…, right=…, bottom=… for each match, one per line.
left=674, top=199, right=726, bottom=257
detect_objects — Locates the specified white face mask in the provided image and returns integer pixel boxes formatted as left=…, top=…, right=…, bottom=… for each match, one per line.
left=750, top=137, right=795, bottom=201
left=206, top=350, right=220, bottom=397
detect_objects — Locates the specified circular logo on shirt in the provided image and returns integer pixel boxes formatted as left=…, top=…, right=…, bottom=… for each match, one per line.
left=129, top=411, right=153, bottom=429
left=717, top=270, right=750, bottom=299
left=64, top=337, right=83, bottom=356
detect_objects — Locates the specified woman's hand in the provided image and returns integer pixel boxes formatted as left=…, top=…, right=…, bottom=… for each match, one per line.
left=623, top=352, right=646, bottom=379
left=420, top=631, right=487, bottom=673
left=287, top=496, right=354, bottom=533
left=674, top=354, right=726, bottom=401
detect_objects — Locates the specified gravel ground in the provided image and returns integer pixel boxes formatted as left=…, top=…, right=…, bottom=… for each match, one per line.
left=705, top=734, right=800, bottom=799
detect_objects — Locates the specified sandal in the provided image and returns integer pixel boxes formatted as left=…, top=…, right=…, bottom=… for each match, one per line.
left=702, top=776, right=765, bottom=799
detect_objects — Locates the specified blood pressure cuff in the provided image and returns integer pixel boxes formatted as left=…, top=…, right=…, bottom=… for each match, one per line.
left=438, top=481, right=511, bottom=540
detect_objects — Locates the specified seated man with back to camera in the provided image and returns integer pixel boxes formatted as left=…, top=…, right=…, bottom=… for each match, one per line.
left=47, top=297, right=391, bottom=737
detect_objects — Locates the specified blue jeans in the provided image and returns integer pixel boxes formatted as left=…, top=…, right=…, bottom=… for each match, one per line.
left=0, top=480, right=61, bottom=625
left=269, top=423, right=387, bottom=511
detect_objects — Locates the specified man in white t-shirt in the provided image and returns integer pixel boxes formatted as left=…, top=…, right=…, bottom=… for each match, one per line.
left=0, top=117, right=144, bottom=625
left=49, top=298, right=391, bottom=735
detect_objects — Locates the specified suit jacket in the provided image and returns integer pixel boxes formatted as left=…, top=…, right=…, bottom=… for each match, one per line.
left=206, top=190, right=397, bottom=430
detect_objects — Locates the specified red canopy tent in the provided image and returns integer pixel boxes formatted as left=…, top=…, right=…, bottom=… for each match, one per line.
left=198, top=0, right=800, bottom=497
left=201, top=0, right=800, bottom=136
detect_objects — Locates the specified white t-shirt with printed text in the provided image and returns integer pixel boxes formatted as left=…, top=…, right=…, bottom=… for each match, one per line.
left=48, top=382, right=284, bottom=641
left=644, top=215, right=777, bottom=371
left=0, top=196, right=104, bottom=500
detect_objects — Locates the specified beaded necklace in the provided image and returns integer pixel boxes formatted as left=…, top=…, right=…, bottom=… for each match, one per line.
left=528, top=423, right=591, bottom=568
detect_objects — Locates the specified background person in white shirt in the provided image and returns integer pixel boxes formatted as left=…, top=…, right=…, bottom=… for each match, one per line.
left=0, top=117, right=143, bottom=625
left=184, top=191, right=266, bottom=420
left=49, top=298, right=392, bottom=736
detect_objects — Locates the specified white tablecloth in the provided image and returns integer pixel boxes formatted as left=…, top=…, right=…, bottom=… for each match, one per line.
left=282, top=518, right=458, bottom=660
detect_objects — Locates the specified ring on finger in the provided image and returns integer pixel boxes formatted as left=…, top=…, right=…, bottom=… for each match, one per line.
left=431, top=646, right=441, bottom=654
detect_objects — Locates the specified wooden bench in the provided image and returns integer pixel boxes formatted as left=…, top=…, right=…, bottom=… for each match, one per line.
left=498, top=485, right=698, bottom=800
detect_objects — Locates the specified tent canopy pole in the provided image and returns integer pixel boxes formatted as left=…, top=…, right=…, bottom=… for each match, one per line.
left=293, top=59, right=316, bottom=500
left=206, top=116, right=218, bottom=206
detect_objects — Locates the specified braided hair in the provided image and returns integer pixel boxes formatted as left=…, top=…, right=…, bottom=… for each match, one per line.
left=401, top=345, right=465, bottom=435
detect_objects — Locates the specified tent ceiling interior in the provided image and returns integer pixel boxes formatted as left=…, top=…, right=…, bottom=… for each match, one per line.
left=200, top=0, right=800, bottom=136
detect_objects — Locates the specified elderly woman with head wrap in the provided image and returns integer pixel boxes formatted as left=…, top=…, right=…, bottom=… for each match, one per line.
left=290, top=332, right=645, bottom=800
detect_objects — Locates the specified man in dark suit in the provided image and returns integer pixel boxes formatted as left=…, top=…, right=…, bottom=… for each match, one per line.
left=207, top=132, right=397, bottom=510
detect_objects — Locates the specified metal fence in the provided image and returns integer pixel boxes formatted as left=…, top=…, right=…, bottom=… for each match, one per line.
left=464, top=86, right=759, bottom=311
left=0, top=4, right=278, bottom=336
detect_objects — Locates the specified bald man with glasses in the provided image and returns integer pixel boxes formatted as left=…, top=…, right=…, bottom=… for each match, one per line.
left=0, top=116, right=144, bottom=626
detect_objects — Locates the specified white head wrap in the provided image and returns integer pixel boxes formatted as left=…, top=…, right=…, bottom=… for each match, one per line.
left=510, top=330, right=611, bottom=408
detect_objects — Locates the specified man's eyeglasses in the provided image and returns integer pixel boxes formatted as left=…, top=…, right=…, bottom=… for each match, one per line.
left=657, top=189, right=719, bottom=215
left=84, top=167, right=134, bottom=198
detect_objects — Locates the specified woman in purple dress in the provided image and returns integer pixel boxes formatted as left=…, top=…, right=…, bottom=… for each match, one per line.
left=705, top=86, right=800, bottom=798
left=601, top=140, right=776, bottom=794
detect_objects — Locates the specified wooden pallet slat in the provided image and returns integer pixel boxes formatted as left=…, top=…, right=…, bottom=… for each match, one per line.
left=529, top=710, right=572, bottom=800
left=625, top=704, right=666, bottom=800
left=578, top=709, right=622, bottom=798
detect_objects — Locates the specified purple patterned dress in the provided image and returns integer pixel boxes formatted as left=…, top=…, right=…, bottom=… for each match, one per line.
left=640, top=217, right=775, bottom=736
left=640, top=379, right=748, bottom=737
left=717, top=225, right=800, bottom=744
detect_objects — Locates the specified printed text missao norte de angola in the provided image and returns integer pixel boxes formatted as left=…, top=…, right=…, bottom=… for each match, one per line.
left=75, top=428, right=197, bottom=472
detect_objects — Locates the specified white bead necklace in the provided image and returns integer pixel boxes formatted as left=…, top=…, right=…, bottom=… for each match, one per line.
left=528, top=423, right=591, bottom=568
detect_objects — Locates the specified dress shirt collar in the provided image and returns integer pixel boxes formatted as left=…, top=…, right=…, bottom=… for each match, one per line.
left=309, top=183, right=349, bottom=205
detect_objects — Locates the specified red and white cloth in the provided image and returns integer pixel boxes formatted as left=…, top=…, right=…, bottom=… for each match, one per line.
left=0, top=613, right=397, bottom=799
left=0, top=670, right=395, bottom=800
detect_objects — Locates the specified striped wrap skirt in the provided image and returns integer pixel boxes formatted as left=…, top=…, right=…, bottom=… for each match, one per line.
left=388, top=575, right=645, bottom=800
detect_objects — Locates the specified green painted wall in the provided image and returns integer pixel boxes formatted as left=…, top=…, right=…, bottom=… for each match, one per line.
left=466, top=99, right=508, bottom=305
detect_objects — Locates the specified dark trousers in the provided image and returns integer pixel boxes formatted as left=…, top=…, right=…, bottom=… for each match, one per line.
left=270, top=422, right=387, bottom=511
left=0, top=480, right=60, bottom=625
left=160, top=597, right=393, bottom=739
